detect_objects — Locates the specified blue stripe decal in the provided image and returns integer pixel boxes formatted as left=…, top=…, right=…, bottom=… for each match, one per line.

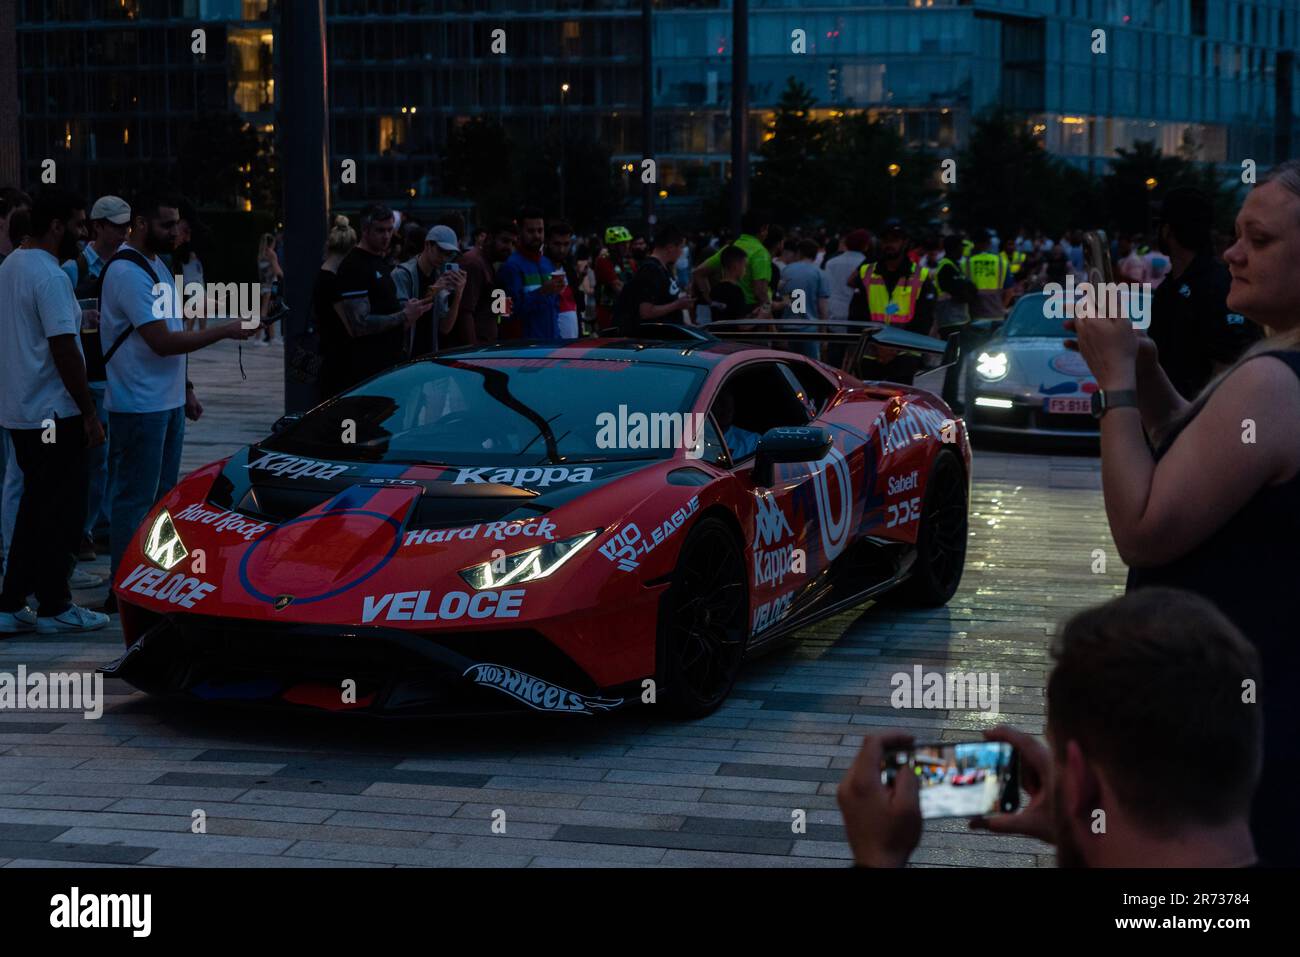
left=325, top=485, right=380, bottom=512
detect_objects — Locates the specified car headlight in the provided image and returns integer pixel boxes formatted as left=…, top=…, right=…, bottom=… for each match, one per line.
left=143, top=509, right=188, bottom=570
left=459, top=531, right=597, bottom=590
left=975, top=351, right=1008, bottom=381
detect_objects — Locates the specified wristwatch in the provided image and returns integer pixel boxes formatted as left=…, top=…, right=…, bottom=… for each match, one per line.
left=1090, top=389, right=1138, bottom=419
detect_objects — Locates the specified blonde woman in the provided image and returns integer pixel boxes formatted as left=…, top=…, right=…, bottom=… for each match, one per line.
left=1072, top=159, right=1300, bottom=864
left=314, top=215, right=358, bottom=397
left=257, top=232, right=283, bottom=344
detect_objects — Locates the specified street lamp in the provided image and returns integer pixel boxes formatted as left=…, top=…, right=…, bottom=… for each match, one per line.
left=1145, top=177, right=1159, bottom=237
left=887, top=162, right=901, bottom=215
left=559, top=82, right=570, bottom=219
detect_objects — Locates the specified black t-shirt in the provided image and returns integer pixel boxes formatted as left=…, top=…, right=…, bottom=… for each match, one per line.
left=709, top=281, right=749, bottom=324
left=1148, top=252, right=1262, bottom=400
left=1128, top=350, right=1300, bottom=864
left=314, top=268, right=347, bottom=397
left=616, top=256, right=681, bottom=334
left=332, top=247, right=406, bottom=386
left=936, top=260, right=976, bottom=305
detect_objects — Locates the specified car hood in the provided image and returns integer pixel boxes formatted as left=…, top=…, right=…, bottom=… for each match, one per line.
left=206, top=445, right=661, bottom=524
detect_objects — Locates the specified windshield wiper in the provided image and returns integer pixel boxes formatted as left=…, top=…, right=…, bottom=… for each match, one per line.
left=518, top=413, right=564, bottom=464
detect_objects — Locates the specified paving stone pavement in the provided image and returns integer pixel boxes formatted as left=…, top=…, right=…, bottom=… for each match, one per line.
left=0, top=339, right=1125, bottom=868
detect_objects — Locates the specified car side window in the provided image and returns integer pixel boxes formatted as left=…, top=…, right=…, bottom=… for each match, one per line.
left=709, top=363, right=812, bottom=465
left=784, top=361, right=837, bottom=416
left=694, top=414, right=731, bottom=468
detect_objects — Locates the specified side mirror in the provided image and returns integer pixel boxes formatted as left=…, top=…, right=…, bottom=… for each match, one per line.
left=271, top=412, right=303, bottom=435
left=942, top=331, right=960, bottom=366
left=751, top=426, right=833, bottom=487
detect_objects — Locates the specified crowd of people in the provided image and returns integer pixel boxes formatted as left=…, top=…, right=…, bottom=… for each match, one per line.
left=0, top=164, right=1296, bottom=869
left=0, top=187, right=258, bottom=635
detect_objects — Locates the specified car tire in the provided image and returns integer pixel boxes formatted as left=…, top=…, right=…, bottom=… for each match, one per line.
left=888, top=448, right=968, bottom=607
left=655, top=516, right=749, bottom=719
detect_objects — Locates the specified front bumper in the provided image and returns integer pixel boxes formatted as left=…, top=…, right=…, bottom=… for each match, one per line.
left=104, top=602, right=631, bottom=716
left=967, top=395, right=1099, bottom=439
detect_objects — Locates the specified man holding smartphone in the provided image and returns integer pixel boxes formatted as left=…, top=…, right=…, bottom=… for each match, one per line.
left=391, top=224, right=467, bottom=357
left=839, top=589, right=1262, bottom=868
left=98, top=191, right=261, bottom=605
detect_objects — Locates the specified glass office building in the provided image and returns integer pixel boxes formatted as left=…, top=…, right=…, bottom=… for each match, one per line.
left=12, top=0, right=275, bottom=203
left=652, top=0, right=1298, bottom=203
left=9, top=0, right=1298, bottom=209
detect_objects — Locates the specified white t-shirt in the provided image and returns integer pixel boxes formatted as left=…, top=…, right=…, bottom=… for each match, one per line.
left=824, top=250, right=866, bottom=321
left=0, top=248, right=85, bottom=429
left=99, top=245, right=185, bottom=414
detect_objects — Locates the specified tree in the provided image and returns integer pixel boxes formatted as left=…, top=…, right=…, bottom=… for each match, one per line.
left=1102, top=139, right=1239, bottom=237
left=440, top=117, right=515, bottom=224
left=176, top=112, right=278, bottom=214
left=751, top=78, right=826, bottom=226
left=948, top=110, right=1092, bottom=239
left=821, top=113, right=938, bottom=231
left=441, top=117, right=618, bottom=232
left=748, top=77, right=938, bottom=231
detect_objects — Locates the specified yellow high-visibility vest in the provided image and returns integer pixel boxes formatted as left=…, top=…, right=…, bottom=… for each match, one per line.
left=1002, top=249, right=1026, bottom=275
left=858, top=262, right=930, bottom=325
left=965, top=252, right=1007, bottom=291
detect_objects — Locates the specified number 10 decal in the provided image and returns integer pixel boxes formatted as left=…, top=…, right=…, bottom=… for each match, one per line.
left=812, top=446, right=854, bottom=562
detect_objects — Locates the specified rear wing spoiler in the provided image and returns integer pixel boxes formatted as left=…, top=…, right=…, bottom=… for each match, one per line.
left=703, top=318, right=952, bottom=373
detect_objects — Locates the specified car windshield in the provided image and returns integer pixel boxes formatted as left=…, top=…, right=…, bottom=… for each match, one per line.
left=263, top=356, right=706, bottom=466
left=1002, top=294, right=1068, bottom=337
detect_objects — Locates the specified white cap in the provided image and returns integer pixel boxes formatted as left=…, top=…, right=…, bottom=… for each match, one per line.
left=90, top=195, right=131, bottom=225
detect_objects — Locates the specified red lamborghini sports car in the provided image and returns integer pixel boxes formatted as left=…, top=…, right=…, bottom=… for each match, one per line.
left=106, top=327, right=971, bottom=717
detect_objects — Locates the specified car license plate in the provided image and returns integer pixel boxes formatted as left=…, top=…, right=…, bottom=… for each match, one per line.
left=1045, top=396, right=1091, bottom=414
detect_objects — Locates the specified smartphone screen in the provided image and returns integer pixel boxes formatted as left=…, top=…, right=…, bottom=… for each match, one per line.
left=882, top=741, right=1019, bottom=820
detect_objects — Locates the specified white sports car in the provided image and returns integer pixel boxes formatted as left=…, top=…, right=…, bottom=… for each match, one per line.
left=916, top=292, right=1101, bottom=441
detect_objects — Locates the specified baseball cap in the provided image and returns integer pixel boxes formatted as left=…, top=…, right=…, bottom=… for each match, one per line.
left=90, top=195, right=131, bottom=225
left=880, top=218, right=907, bottom=237
left=426, top=224, right=459, bottom=252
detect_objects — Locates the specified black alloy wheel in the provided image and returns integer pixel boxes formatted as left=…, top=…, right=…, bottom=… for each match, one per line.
left=890, top=449, right=968, bottom=606
left=657, top=517, right=749, bottom=718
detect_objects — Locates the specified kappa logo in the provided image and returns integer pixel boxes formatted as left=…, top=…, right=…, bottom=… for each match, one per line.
left=245, top=451, right=351, bottom=482
left=453, top=466, right=595, bottom=488
left=754, top=543, right=802, bottom=588
left=464, top=664, right=623, bottom=714
left=754, top=491, right=793, bottom=547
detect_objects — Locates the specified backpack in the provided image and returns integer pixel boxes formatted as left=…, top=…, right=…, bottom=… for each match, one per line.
left=90, top=248, right=162, bottom=377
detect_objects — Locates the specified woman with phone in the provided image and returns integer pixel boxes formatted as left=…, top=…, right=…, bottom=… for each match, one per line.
left=1071, top=159, right=1300, bottom=864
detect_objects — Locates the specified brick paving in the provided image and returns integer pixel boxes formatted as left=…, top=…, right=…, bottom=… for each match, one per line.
left=0, top=339, right=1125, bottom=867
